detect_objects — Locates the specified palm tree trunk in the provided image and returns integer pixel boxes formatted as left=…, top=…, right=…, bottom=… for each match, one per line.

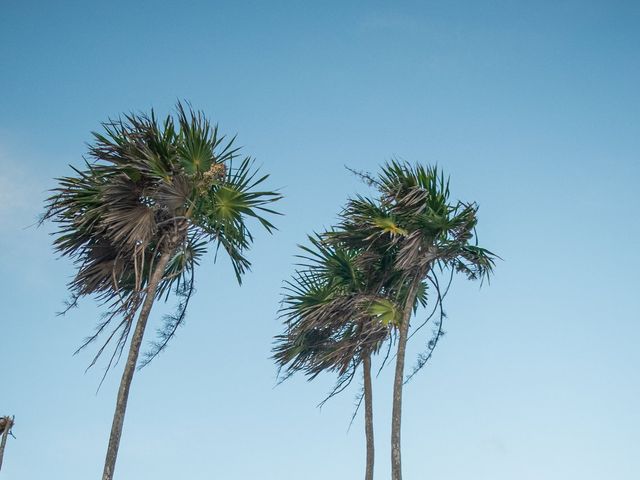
left=363, top=352, right=374, bottom=480
left=0, top=416, right=13, bottom=473
left=102, top=250, right=172, bottom=480
left=391, top=278, right=423, bottom=480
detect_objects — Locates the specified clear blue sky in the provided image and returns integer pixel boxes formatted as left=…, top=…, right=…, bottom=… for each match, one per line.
left=1, top=1, right=639, bottom=478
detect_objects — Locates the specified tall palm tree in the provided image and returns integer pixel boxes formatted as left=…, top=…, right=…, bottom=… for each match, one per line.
left=273, top=234, right=426, bottom=480
left=273, top=235, right=389, bottom=480
left=44, top=103, right=281, bottom=480
left=332, top=161, right=496, bottom=480
left=0, top=416, right=14, bottom=472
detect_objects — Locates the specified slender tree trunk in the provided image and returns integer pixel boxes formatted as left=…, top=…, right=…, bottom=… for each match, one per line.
left=0, top=416, right=14, bottom=473
left=391, top=278, right=423, bottom=480
left=363, top=352, right=374, bottom=480
left=102, top=250, right=172, bottom=480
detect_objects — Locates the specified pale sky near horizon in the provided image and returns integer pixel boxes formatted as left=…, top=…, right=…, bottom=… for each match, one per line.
left=1, top=1, right=639, bottom=479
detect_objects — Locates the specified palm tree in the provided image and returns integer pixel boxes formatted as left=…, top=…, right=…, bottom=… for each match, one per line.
left=0, top=416, right=14, bottom=472
left=273, top=235, right=388, bottom=480
left=332, top=161, right=496, bottom=480
left=273, top=234, right=426, bottom=480
left=43, top=103, right=281, bottom=480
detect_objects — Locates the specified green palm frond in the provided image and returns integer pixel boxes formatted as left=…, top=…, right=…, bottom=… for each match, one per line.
left=367, top=298, right=400, bottom=326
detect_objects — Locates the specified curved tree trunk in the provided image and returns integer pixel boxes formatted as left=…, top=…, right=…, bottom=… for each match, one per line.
left=0, top=416, right=14, bottom=473
left=391, top=278, right=423, bottom=480
left=362, top=352, right=374, bottom=480
left=102, top=250, right=172, bottom=480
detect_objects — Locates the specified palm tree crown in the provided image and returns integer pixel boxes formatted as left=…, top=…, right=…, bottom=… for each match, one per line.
left=334, top=162, right=494, bottom=282
left=44, top=102, right=281, bottom=369
left=274, top=234, right=392, bottom=384
left=274, top=232, right=428, bottom=388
